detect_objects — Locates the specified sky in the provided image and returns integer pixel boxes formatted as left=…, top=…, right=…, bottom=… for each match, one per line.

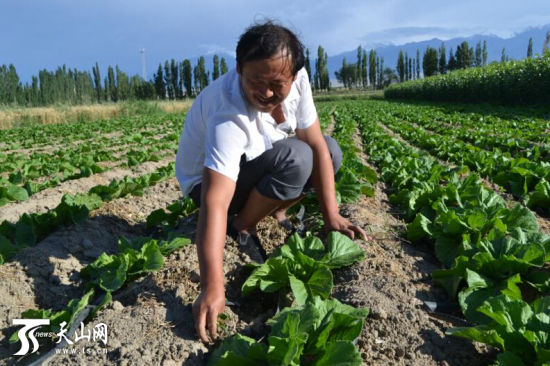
left=1, top=0, right=550, bottom=82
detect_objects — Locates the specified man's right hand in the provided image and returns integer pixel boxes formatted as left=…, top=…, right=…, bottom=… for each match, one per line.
left=192, top=285, right=225, bottom=343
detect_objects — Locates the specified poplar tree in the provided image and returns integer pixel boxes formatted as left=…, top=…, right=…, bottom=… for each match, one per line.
left=323, top=50, right=330, bottom=90
left=369, top=50, right=376, bottom=88
left=305, top=48, right=312, bottom=82
left=361, top=49, right=367, bottom=87
left=416, top=49, right=420, bottom=79
left=314, top=46, right=329, bottom=90
left=501, top=48, right=508, bottom=63
left=0, top=64, right=20, bottom=104
left=107, top=66, right=117, bottom=102
left=439, top=43, right=446, bottom=74
left=405, top=53, right=409, bottom=81
left=455, top=41, right=473, bottom=69
left=527, top=37, right=533, bottom=58
left=178, top=61, right=184, bottom=98
left=193, top=64, right=200, bottom=95
left=543, top=31, right=550, bottom=54
left=212, top=55, right=220, bottom=81
left=154, top=64, right=165, bottom=99
left=335, top=58, right=354, bottom=88
left=356, top=46, right=362, bottom=85
left=378, top=57, right=384, bottom=89
left=447, top=48, right=457, bottom=71
left=182, top=59, right=192, bottom=97
left=396, top=50, right=405, bottom=82
left=116, top=66, right=129, bottom=101
left=193, top=56, right=209, bottom=93
left=170, top=59, right=179, bottom=98
left=164, top=61, right=174, bottom=99
left=220, top=57, right=228, bottom=75
left=422, top=47, right=439, bottom=77
left=92, top=62, right=102, bottom=103
left=475, top=42, right=482, bottom=67
left=482, top=40, right=488, bottom=65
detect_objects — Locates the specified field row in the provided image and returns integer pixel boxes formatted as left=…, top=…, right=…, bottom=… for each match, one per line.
left=359, top=100, right=550, bottom=216
left=338, top=100, right=549, bottom=365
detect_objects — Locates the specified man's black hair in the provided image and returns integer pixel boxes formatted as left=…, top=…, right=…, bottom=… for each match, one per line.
left=236, top=21, right=305, bottom=75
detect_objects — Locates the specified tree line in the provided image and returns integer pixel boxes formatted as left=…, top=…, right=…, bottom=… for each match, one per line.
left=2, top=32, right=549, bottom=106
left=0, top=55, right=231, bottom=107
left=333, top=46, right=389, bottom=89
left=335, top=30, right=550, bottom=88
left=1, top=45, right=335, bottom=106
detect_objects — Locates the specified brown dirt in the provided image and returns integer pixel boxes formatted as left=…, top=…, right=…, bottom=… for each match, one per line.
left=0, top=156, right=176, bottom=223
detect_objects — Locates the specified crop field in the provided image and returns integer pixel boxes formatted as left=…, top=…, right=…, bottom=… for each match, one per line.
left=0, top=99, right=549, bottom=365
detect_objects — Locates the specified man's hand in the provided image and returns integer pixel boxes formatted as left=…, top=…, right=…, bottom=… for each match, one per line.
left=324, top=212, right=372, bottom=242
left=192, top=285, right=225, bottom=343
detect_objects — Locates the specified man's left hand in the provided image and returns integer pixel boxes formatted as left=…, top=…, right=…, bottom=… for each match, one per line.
left=324, top=213, right=372, bottom=242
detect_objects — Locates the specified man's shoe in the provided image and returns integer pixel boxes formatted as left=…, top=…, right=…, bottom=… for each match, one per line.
left=227, top=220, right=267, bottom=262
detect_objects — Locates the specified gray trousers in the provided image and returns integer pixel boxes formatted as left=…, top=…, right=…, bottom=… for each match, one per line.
left=190, top=135, right=342, bottom=215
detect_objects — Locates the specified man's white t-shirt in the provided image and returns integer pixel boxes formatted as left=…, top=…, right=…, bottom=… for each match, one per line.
left=175, top=67, right=317, bottom=196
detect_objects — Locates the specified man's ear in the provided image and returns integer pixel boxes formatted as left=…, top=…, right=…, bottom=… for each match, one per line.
left=236, top=64, right=242, bottom=75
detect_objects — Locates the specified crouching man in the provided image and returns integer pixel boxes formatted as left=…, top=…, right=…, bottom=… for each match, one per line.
left=175, top=21, right=367, bottom=343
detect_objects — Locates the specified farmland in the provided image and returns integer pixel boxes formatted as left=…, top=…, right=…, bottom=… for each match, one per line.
left=0, top=98, right=549, bottom=365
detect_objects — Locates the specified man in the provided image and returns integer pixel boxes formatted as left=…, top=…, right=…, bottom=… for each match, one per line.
left=175, top=22, right=367, bottom=343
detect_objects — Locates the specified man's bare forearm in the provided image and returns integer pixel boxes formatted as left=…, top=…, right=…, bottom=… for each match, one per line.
left=195, top=169, right=236, bottom=290
left=195, top=202, right=227, bottom=290
left=310, top=143, right=339, bottom=223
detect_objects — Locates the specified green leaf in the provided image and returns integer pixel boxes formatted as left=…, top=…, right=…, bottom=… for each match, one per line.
left=242, top=257, right=289, bottom=296
left=267, top=312, right=308, bottom=366
left=146, top=208, right=168, bottom=229
left=0, top=234, right=19, bottom=261
left=407, top=213, right=432, bottom=242
left=436, top=210, right=470, bottom=236
left=207, top=334, right=267, bottom=366
left=81, top=252, right=129, bottom=292
left=321, top=232, right=365, bottom=268
left=495, top=351, right=527, bottom=366
left=434, top=235, right=463, bottom=268
left=446, top=325, right=505, bottom=349
left=14, top=214, right=37, bottom=246
left=314, top=341, right=362, bottom=366
left=503, top=205, right=539, bottom=233
left=307, top=265, right=333, bottom=300
left=477, top=294, right=533, bottom=331
left=289, top=265, right=333, bottom=306
left=141, top=241, right=164, bottom=272
left=335, top=169, right=362, bottom=203
left=6, top=183, right=28, bottom=202
left=90, top=291, right=113, bottom=319
left=157, top=236, right=191, bottom=255
left=459, top=273, right=522, bottom=324
left=432, top=255, right=469, bottom=297
left=283, top=233, right=325, bottom=261
left=289, top=276, right=308, bottom=306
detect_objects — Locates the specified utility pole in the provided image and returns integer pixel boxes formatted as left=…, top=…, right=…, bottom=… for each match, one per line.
left=140, top=48, right=146, bottom=80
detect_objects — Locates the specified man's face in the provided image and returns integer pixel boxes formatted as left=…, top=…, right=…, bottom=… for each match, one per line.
left=238, top=52, right=296, bottom=113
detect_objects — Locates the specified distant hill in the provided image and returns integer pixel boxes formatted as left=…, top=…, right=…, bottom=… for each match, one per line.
left=326, top=24, right=550, bottom=83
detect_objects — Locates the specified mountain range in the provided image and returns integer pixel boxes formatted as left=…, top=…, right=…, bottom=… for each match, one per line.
left=326, top=24, right=550, bottom=83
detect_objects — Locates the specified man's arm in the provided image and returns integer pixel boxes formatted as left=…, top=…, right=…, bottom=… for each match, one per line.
left=192, top=168, right=236, bottom=343
left=296, top=118, right=367, bottom=240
